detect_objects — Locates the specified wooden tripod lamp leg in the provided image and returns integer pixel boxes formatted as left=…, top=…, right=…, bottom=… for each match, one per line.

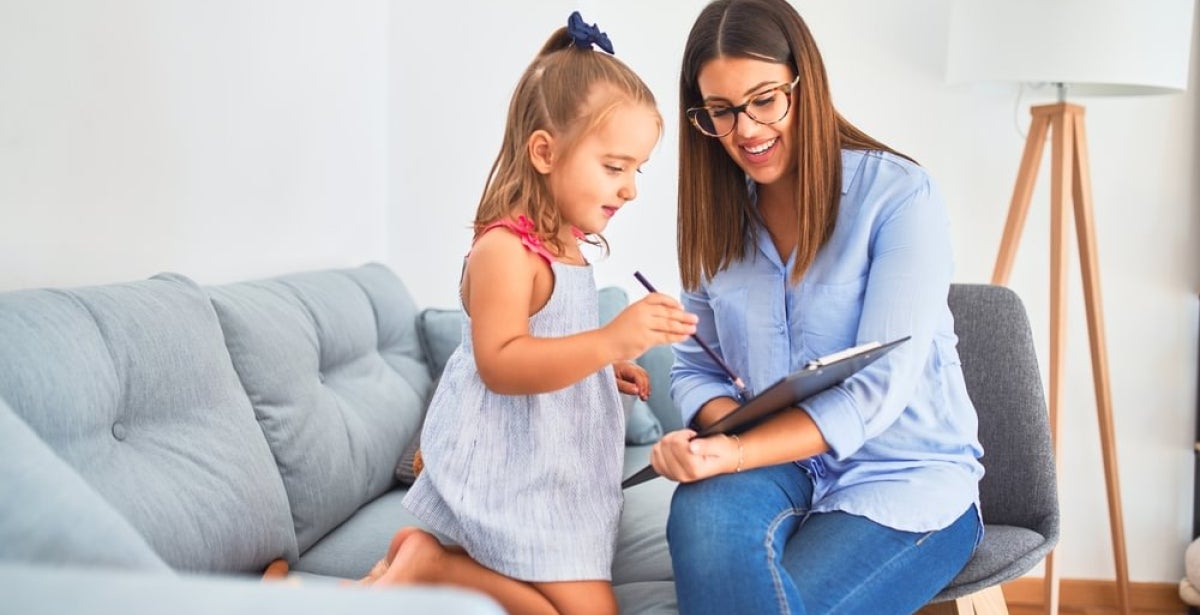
left=1067, top=107, right=1131, bottom=615
left=1045, top=104, right=1075, bottom=615
left=992, top=111, right=1051, bottom=286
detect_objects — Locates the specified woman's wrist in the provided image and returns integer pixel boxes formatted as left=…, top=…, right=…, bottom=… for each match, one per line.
left=727, top=433, right=744, bottom=473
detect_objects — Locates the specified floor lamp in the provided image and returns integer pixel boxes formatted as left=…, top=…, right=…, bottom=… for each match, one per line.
left=948, top=2, right=1196, bottom=615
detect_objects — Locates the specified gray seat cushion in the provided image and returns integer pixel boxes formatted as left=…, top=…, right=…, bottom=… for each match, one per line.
left=208, top=263, right=432, bottom=552
left=949, top=525, right=1047, bottom=593
left=0, top=396, right=170, bottom=571
left=0, top=273, right=295, bottom=573
left=614, top=453, right=676, bottom=587
left=293, top=490, right=418, bottom=579
left=615, top=581, right=679, bottom=615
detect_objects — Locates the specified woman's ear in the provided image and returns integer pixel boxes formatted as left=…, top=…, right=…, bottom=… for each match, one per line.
left=528, top=130, right=554, bottom=175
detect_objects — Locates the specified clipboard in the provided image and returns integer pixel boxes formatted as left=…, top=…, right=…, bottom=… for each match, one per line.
left=621, top=335, right=910, bottom=489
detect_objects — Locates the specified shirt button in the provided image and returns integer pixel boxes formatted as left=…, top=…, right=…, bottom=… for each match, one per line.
left=111, top=421, right=127, bottom=441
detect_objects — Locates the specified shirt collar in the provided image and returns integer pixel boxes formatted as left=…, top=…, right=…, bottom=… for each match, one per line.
left=745, top=149, right=863, bottom=197
left=841, top=149, right=864, bottom=195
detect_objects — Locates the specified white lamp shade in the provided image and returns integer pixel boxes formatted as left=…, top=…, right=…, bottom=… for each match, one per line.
left=947, top=0, right=1196, bottom=96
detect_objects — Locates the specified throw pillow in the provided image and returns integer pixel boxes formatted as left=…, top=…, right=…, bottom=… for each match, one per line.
left=622, top=394, right=664, bottom=445
left=417, top=308, right=463, bottom=379
left=597, top=287, right=666, bottom=444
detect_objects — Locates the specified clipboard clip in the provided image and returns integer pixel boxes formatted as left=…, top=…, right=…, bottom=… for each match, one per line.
left=804, top=340, right=883, bottom=370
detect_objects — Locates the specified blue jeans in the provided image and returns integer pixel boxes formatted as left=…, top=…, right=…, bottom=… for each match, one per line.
left=667, top=462, right=980, bottom=615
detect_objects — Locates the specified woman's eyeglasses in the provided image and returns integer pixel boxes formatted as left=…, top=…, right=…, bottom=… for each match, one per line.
left=687, top=76, right=801, bottom=138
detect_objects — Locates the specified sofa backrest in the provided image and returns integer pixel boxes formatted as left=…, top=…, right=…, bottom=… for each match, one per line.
left=0, top=273, right=296, bottom=572
left=207, top=263, right=432, bottom=552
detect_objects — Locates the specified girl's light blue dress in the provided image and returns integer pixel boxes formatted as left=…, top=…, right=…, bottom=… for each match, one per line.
left=404, top=224, right=625, bottom=582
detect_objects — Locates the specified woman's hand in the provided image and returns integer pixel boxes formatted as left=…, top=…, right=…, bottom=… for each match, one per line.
left=651, top=429, right=740, bottom=483
left=613, top=360, right=650, bottom=399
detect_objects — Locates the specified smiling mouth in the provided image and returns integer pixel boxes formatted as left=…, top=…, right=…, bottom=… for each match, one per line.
left=741, top=138, right=778, bottom=155
left=602, top=206, right=618, bottom=218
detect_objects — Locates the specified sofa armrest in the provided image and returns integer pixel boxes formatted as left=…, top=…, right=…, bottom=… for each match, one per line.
left=0, top=564, right=503, bottom=615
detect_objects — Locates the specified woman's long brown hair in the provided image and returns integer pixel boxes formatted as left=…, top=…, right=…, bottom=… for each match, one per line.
left=677, top=0, right=911, bottom=289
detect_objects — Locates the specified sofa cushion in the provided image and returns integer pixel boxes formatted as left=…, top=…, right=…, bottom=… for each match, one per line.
left=617, top=445, right=676, bottom=586
left=293, top=490, right=421, bottom=578
left=0, top=273, right=297, bottom=572
left=0, top=396, right=170, bottom=571
left=208, top=263, right=431, bottom=552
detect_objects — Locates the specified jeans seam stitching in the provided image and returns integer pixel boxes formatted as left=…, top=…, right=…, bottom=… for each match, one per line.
left=765, top=507, right=807, bottom=615
left=825, top=531, right=930, bottom=614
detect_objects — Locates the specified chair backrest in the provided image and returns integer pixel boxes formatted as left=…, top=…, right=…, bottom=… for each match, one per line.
left=948, top=284, right=1058, bottom=534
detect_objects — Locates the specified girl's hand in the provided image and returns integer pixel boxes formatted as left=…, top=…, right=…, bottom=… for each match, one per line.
left=604, top=293, right=697, bottom=362
left=614, top=361, right=650, bottom=400
left=650, top=429, right=739, bottom=483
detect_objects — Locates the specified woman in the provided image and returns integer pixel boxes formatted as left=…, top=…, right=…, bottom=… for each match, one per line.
left=650, top=1, right=984, bottom=613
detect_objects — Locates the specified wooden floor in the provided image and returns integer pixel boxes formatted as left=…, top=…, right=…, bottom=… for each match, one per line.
left=974, top=578, right=1186, bottom=615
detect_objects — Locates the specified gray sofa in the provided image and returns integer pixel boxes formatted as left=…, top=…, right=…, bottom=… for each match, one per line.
left=0, top=263, right=680, bottom=614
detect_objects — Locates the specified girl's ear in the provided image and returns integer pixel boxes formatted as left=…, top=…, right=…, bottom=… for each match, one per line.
left=528, top=130, right=555, bottom=175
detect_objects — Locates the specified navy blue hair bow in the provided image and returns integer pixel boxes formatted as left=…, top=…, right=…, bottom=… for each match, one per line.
left=567, top=11, right=614, bottom=54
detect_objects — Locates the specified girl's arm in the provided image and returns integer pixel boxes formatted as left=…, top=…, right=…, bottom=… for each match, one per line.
left=465, top=229, right=695, bottom=395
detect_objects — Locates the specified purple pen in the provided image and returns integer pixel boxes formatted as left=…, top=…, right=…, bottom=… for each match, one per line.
left=633, top=271, right=748, bottom=399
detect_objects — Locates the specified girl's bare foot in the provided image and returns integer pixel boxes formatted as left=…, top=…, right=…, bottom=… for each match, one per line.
left=372, top=529, right=445, bottom=586
left=385, top=526, right=422, bottom=563
left=344, top=526, right=423, bottom=586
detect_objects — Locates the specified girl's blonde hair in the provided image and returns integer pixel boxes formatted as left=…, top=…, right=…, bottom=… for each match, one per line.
left=474, top=27, right=661, bottom=257
left=677, top=0, right=913, bottom=289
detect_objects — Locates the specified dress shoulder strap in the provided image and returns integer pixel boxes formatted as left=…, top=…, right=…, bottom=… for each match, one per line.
left=472, top=215, right=555, bottom=264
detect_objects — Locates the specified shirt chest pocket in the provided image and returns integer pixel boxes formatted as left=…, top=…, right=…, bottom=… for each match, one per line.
left=799, top=277, right=865, bottom=358
left=709, top=287, right=749, bottom=375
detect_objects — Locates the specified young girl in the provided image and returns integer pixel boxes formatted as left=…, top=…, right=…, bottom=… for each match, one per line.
left=364, top=13, right=697, bottom=615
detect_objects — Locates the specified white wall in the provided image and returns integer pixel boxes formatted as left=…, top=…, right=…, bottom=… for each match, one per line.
left=389, top=0, right=1200, bottom=584
left=0, top=0, right=1196, bottom=585
left=0, top=0, right=390, bottom=289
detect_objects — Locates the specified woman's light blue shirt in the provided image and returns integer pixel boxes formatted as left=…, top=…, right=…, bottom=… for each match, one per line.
left=671, top=149, right=984, bottom=533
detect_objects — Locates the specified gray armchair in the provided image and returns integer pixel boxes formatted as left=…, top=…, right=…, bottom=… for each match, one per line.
left=924, top=284, right=1061, bottom=614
